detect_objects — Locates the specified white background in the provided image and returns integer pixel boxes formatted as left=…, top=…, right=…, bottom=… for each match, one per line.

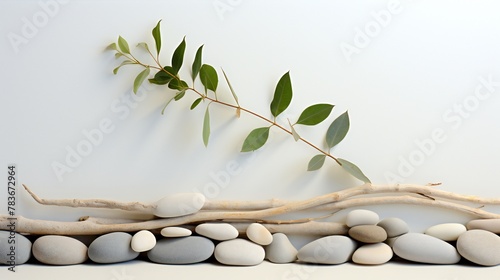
left=1, top=0, right=500, bottom=279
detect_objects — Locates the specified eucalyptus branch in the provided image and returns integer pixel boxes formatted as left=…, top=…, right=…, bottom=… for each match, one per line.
left=107, top=20, right=370, bottom=183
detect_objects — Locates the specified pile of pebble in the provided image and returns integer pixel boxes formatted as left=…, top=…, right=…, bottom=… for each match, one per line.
left=2, top=209, right=500, bottom=267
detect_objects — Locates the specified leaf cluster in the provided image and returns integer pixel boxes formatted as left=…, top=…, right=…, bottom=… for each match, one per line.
left=106, top=20, right=370, bottom=183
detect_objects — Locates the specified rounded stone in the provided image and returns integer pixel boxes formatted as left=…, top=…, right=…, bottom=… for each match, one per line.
left=346, top=209, right=379, bottom=227
left=466, top=219, right=500, bottom=234
left=154, top=193, right=206, bottom=218
left=215, top=239, right=265, bottom=266
left=33, top=235, right=87, bottom=265
left=264, top=233, right=297, bottom=263
left=148, top=236, right=214, bottom=264
left=160, top=227, right=192, bottom=237
left=348, top=225, right=387, bottom=243
left=377, top=217, right=409, bottom=238
left=385, top=236, right=399, bottom=248
left=0, top=231, right=32, bottom=265
left=393, top=233, right=461, bottom=264
left=131, top=230, right=156, bottom=252
left=352, top=243, right=393, bottom=265
left=246, top=223, right=273, bottom=246
left=297, top=235, right=357, bottom=264
left=425, top=223, right=466, bottom=241
left=88, top=232, right=139, bottom=263
left=457, top=229, right=500, bottom=266
left=195, top=223, right=239, bottom=241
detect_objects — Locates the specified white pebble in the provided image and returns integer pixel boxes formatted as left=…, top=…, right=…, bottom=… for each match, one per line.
left=161, top=227, right=192, bottom=237
left=425, top=223, right=466, bottom=241
left=215, top=239, right=265, bottom=266
left=246, top=223, right=273, bottom=246
left=352, top=243, right=393, bottom=265
left=154, top=193, right=206, bottom=218
left=131, top=230, right=156, bottom=252
left=195, top=223, right=239, bottom=241
left=346, top=209, right=379, bottom=227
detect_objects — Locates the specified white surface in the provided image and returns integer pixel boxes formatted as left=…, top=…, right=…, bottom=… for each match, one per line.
left=1, top=0, right=500, bottom=278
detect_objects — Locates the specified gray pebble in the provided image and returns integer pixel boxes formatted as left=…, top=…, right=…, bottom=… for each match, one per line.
left=297, top=235, right=357, bottom=264
left=264, top=233, right=297, bottom=263
left=457, top=229, right=500, bottom=266
left=88, top=232, right=139, bottom=263
left=0, top=231, right=32, bottom=265
left=147, top=236, right=214, bottom=264
left=393, top=233, right=461, bottom=264
left=377, top=217, right=409, bottom=238
left=348, top=225, right=387, bottom=243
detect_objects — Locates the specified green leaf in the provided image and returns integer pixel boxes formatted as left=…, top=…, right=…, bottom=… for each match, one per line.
left=307, top=154, right=326, bottom=171
left=115, top=52, right=125, bottom=59
left=113, top=60, right=134, bottom=74
left=152, top=20, right=162, bottom=55
left=137, top=42, right=150, bottom=52
left=241, top=127, right=270, bottom=152
left=172, top=37, right=186, bottom=73
left=287, top=118, right=300, bottom=141
left=105, top=42, right=117, bottom=51
left=296, top=104, right=334, bottom=126
left=326, top=111, right=350, bottom=149
left=117, top=36, right=130, bottom=54
left=149, top=66, right=176, bottom=85
left=161, top=95, right=176, bottom=115
left=270, top=72, right=293, bottom=117
left=337, top=158, right=371, bottom=183
left=191, top=45, right=203, bottom=81
left=168, top=79, right=188, bottom=90
left=203, top=106, right=210, bottom=147
left=191, top=97, right=203, bottom=110
left=133, top=67, right=150, bottom=93
left=174, top=90, right=186, bottom=101
left=222, top=68, right=239, bottom=105
left=200, top=64, right=218, bottom=93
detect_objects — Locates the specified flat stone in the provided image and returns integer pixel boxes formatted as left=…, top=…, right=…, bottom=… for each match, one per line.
left=0, top=231, right=32, bottom=265
left=352, top=243, right=393, bottom=265
left=160, top=227, right=192, bottom=237
left=457, top=229, right=500, bottom=266
left=131, top=230, right=156, bottom=252
left=88, top=232, right=139, bottom=263
left=346, top=209, right=379, bottom=227
left=377, top=217, right=409, bottom=238
left=195, top=223, right=239, bottom=241
left=32, top=235, right=87, bottom=265
left=264, top=233, right=297, bottom=263
left=215, top=239, right=265, bottom=266
left=425, top=223, right=466, bottom=241
left=297, top=235, right=357, bottom=264
left=393, top=233, right=461, bottom=264
left=467, top=219, right=500, bottom=234
left=246, top=223, right=273, bottom=246
left=154, top=193, right=206, bottom=218
left=148, top=236, right=214, bottom=264
left=348, top=225, right=387, bottom=243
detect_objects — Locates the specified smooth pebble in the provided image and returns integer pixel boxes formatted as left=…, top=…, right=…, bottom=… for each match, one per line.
left=160, top=227, right=192, bottom=237
left=195, top=223, right=239, bottom=241
left=154, top=193, right=206, bottom=218
left=0, top=231, right=32, bottom=265
left=393, top=233, right=461, bottom=264
left=457, top=229, right=500, bottom=266
left=352, top=243, right=393, bottom=265
left=246, top=223, right=273, bottom=246
left=215, top=239, right=265, bottom=266
left=297, top=235, right=357, bottom=264
left=425, top=223, right=466, bottom=241
left=466, top=219, right=500, bottom=234
left=131, top=230, right=156, bottom=252
left=346, top=209, right=379, bottom=227
left=385, top=236, right=399, bottom=248
left=348, top=225, right=387, bottom=243
left=88, top=232, right=139, bottom=263
left=264, top=233, right=297, bottom=263
left=33, top=235, right=88, bottom=265
left=377, top=218, right=409, bottom=238
left=148, top=236, right=214, bottom=264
